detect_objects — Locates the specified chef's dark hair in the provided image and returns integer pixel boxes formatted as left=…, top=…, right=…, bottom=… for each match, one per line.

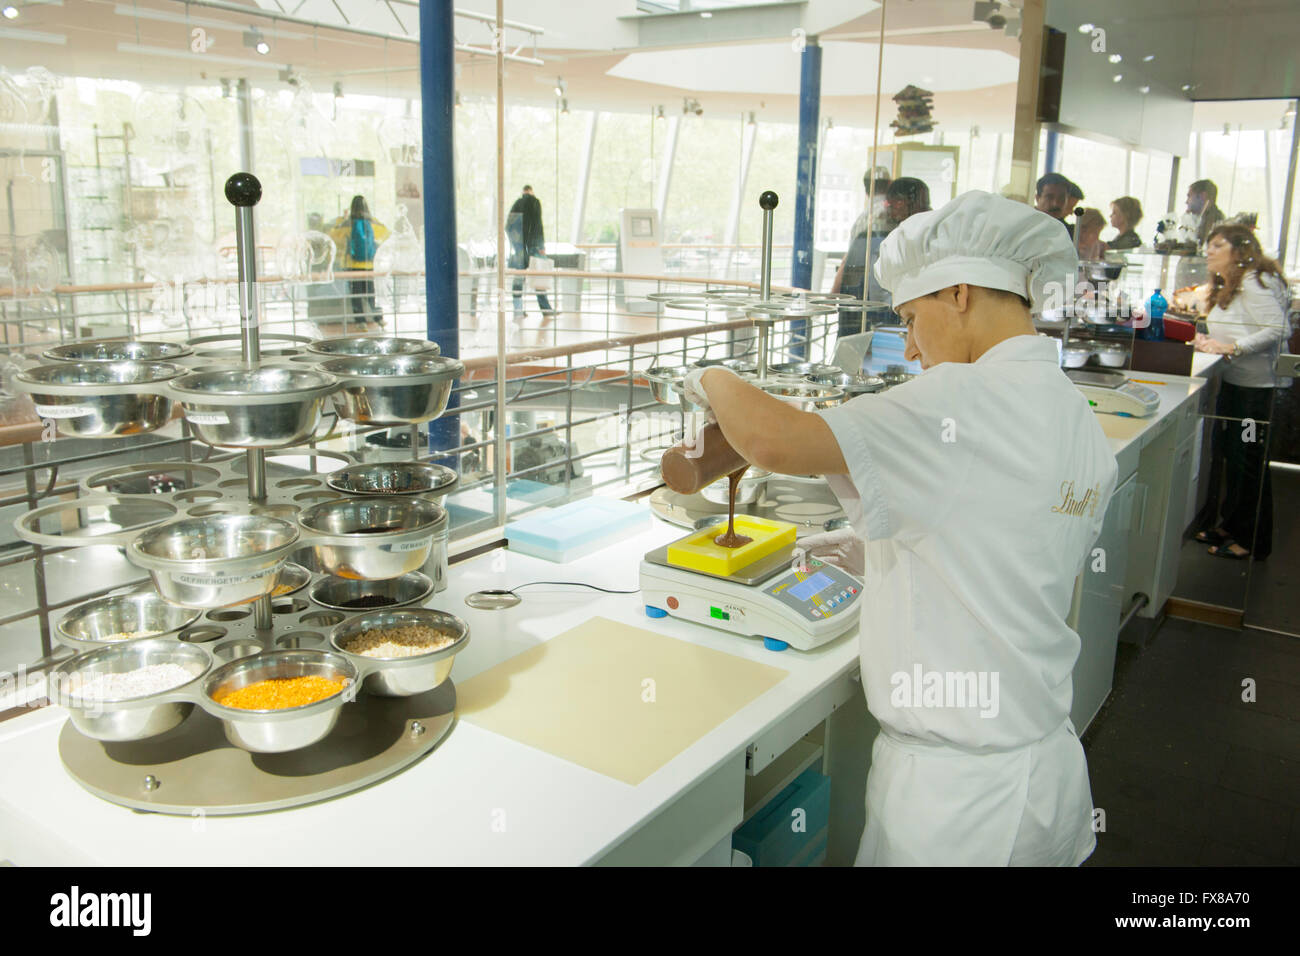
left=887, top=177, right=931, bottom=214
left=349, top=195, right=370, bottom=220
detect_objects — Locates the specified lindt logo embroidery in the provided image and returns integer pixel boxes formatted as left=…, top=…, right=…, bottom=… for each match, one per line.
left=1051, top=481, right=1101, bottom=518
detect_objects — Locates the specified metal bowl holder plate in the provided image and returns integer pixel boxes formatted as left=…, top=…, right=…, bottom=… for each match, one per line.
left=26, top=174, right=465, bottom=816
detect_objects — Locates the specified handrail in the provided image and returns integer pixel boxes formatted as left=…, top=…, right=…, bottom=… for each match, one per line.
left=0, top=269, right=794, bottom=299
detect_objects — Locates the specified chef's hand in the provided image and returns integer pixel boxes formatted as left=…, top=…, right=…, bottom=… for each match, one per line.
left=681, top=366, right=737, bottom=418
left=1194, top=334, right=1233, bottom=355
left=793, top=528, right=864, bottom=577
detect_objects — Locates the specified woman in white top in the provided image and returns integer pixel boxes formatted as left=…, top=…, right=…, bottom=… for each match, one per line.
left=1193, top=224, right=1291, bottom=560
left=683, top=192, right=1117, bottom=865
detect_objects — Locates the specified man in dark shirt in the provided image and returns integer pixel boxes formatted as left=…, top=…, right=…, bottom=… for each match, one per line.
left=1035, top=172, right=1076, bottom=239
left=507, top=185, right=555, bottom=318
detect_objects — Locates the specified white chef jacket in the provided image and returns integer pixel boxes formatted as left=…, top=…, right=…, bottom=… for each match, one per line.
left=816, top=333, right=1117, bottom=865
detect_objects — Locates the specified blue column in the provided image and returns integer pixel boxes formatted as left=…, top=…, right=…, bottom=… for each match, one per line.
left=1044, top=129, right=1060, bottom=173
left=791, top=37, right=822, bottom=357
left=419, top=0, right=460, bottom=459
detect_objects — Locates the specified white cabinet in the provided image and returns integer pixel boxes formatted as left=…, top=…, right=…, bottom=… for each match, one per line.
left=1125, top=409, right=1198, bottom=618
left=1071, top=473, right=1136, bottom=733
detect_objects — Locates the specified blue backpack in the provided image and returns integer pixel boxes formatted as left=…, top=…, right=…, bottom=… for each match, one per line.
left=348, top=218, right=377, bottom=263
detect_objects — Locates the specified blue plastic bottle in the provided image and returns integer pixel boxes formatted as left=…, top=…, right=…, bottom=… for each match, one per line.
left=1143, top=288, right=1167, bottom=341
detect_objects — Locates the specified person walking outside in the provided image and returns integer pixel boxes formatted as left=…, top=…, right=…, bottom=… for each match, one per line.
left=329, top=195, right=390, bottom=331
left=507, top=185, right=556, bottom=320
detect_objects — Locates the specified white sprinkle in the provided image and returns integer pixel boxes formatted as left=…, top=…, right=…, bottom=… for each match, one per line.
left=68, top=663, right=197, bottom=700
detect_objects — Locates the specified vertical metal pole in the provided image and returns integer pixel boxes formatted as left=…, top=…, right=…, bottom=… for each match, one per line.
left=493, top=0, right=507, bottom=528
left=655, top=116, right=681, bottom=222
left=1167, top=155, right=1182, bottom=221
left=863, top=0, right=888, bottom=335
left=236, top=78, right=255, bottom=174
left=226, top=172, right=271, bottom=631
left=1275, top=99, right=1300, bottom=267
left=569, top=112, right=599, bottom=245
left=756, top=191, right=779, bottom=383
left=419, top=0, right=462, bottom=463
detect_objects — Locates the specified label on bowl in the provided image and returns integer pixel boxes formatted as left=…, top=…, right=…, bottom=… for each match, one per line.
left=35, top=404, right=96, bottom=419
left=174, top=566, right=275, bottom=587
left=184, top=411, right=230, bottom=425
left=386, top=540, right=428, bottom=553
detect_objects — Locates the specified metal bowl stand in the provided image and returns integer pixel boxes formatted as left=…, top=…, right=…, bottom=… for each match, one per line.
left=52, top=175, right=458, bottom=816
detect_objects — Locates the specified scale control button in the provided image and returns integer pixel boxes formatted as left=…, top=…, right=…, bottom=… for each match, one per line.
left=849, top=587, right=857, bottom=595
left=812, top=609, right=821, bottom=617
left=667, top=597, right=679, bottom=610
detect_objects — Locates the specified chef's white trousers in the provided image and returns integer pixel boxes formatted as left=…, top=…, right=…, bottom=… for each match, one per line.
left=856, top=720, right=1096, bottom=866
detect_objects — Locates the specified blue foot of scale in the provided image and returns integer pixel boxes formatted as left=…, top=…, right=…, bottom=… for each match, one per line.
left=762, top=637, right=790, bottom=651
left=645, top=606, right=668, bottom=619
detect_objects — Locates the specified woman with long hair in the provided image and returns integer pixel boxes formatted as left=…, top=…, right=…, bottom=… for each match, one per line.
left=329, top=194, right=390, bottom=331
left=1075, top=208, right=1107, bottom=260
left=1193, top=224, right=1291, bottom=559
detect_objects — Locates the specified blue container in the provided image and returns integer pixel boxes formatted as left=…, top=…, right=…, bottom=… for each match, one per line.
left=1141, top=288, right=1168, bottom=341
left=505, top=497, right=650, bottom=563
left=732, top=768, right=831, bottom=867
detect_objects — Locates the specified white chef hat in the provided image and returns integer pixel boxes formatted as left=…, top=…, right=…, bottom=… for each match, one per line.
left=873, top=189, right=1078, bottom=312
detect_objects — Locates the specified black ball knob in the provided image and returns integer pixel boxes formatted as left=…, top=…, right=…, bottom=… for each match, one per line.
left=759, top=190, right=779, bottom=211
left=224, top=172, right=262, bottom=207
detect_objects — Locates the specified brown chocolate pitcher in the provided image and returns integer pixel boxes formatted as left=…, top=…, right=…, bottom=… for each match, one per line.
left=660, top=423, right=752, bottom=549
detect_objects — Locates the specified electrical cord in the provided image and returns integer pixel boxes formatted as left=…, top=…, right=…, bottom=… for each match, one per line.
left=497, top=580, right=640, bottom=596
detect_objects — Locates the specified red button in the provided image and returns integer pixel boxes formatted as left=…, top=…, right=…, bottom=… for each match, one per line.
left=667, top=596, right=679, bottom=610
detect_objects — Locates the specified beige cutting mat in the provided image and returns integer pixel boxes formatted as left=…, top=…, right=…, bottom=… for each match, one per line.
left=456, top=617, right=789, bottom=785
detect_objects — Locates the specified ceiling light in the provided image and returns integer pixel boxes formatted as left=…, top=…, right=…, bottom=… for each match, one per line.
left=553, top=77, right=565, bottom=97
left=1108, top=54, right=1122, bottom=64
left=1138, top=85, right=1150, bottom=94
left=1142, top=54, right=1155, bottom=62
left=560, top=98, right=569, bottom=115
left=2, top=5, right=18, bottom=19
left=1112, top=74, right=1123, bottom=83
left=654, top=104, right=665, bottom=120
left=700, top=10, right=712, bottom=17
left=1078, top=22, right=1095, bottom=33
left=747, top=111, right=756, bottom=126
left=1181, top=84, right=1192, bottom=92
left=256, top=41, right=270, bottom=55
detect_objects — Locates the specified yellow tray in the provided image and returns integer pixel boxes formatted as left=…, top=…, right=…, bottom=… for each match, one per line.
left=666, top=515, right=797, bottom=577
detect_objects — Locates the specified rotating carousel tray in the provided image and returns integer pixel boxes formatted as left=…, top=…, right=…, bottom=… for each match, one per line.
left=52, top=605, right=465, bottom=814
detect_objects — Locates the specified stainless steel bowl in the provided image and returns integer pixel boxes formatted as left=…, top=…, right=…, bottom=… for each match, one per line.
left=168, top=367, right=338, bottom=448
left=56, top=589, right=201, bottom=652
left=1096, top=345, right=1128, bottom=368
left=700, top=468, right=770, bottom=506
left=759, top=382, right=845, bottom=410
left=318, top=354, right=464, bottom=425
left=804, top=371, right=886, bottom=396
left=644, top=364, right=694, bottom=406
left=1062, top=346, right=1093, bottom=369
left=13, top=361, right=181, bottom=438
left=299, top=497, right=447, bottom=580
left=202, top=649, right=357, bottom=753
left=48, top=638, right=211, bottom=742
left=43, top=340, right=193, bottom=363
left=307, top=336, right=440, bottom=357
left=770, top=362, right=842, bottom=379
left=129, top=513, right=301, bottom=608
left=309, top=571, right=434, bottom=612
left=330, top=608, right=469, bottom=698
left=325, top=461, right=458, bottom=498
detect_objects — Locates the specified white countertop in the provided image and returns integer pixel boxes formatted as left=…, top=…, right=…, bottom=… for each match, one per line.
left=0, top=519, right=859, bottom=867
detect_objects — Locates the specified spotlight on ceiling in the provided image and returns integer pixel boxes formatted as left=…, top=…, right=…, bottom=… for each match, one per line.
left=561, top=98, right=569, bottom=115
left=554, top=77, right=566, bottom=97
left=2, top=5, right=18, bottom=19
left=1112, top=74, right=1123, bottom=83
left=245, top=28, right=270, bottom=54
left=1138, top=85, right=1150, bottom=95
left=1108, top=54, right=1122, bottom=64
left=1078, top=22, right=1095, bottom=33
left=747, top=111, right=756, bottom=127
left=700, top=10, right=712, bottom=17
left=1142, top=54, right=1155, bottom=62
left=682, top=97, right=702, bottom=117
left=655, top=104, right=665, bottom=120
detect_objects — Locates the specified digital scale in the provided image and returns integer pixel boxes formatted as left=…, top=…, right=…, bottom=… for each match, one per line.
left=639, top=515, right=863, bottom=652
left=1066, top=368, right=1161, bottom=418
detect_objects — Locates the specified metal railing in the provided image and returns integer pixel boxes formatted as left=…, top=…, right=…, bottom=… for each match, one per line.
left=0, top=269, right=838, bottom=674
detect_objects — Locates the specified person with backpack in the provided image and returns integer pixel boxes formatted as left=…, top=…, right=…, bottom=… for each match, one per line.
left=330, top=195, right=390, bottom=331
left=507, top=185, right=557, bottom=320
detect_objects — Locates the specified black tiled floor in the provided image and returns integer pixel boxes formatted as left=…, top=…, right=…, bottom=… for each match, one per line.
left=1082, top=617, right=1300, bottom=866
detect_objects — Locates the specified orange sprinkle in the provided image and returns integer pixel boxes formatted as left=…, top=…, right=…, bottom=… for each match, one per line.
left=216, top=675, right=347, bottom=710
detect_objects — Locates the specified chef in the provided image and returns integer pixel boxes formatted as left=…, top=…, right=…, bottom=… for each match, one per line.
left=682, top=190, right=1117, bottom=866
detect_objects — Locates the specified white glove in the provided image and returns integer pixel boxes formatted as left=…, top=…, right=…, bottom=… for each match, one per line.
left=681, top=365, right=737, bottom=416
left=793, top=528, right=864, bottom=577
